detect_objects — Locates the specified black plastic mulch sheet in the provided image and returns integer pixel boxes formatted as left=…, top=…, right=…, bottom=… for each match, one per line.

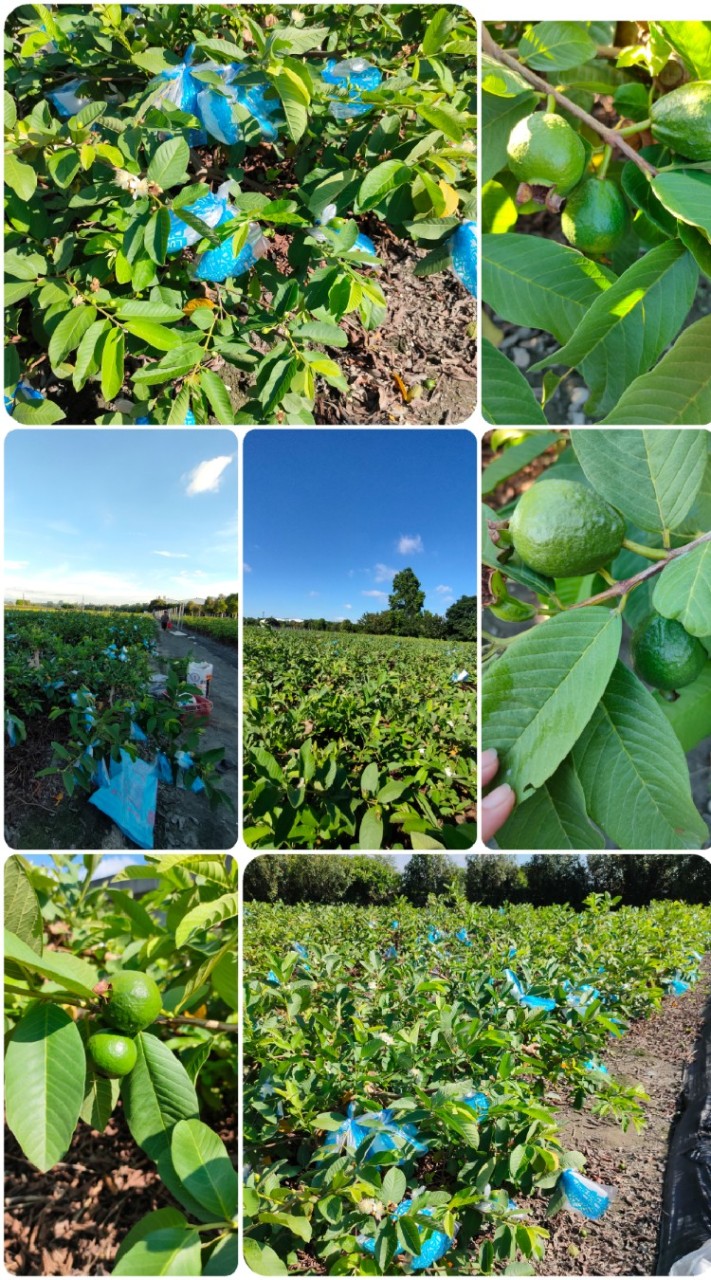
left=657, top=993, right=711, bottom=1274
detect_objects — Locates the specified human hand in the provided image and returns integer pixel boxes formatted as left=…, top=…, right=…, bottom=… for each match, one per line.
left=481, top=748, right=515, bottom=843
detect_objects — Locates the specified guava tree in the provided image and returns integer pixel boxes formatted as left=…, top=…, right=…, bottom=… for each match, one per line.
left=4, top=854, right=238, bottom=1276
left=481, top=20, right=711, bottom=425
left=4, top=3, right=476, bottom=425
left=482, top=428, right=711, bottom=850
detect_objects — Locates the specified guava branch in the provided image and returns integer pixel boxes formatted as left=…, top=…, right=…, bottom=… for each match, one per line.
left=570, top=529, right=711, bottom=609
left=481, top=27, right=658, bottom=178
left=157, top=1013, right=237, bottom=1034
left=3, top=985, right=236, bottom=1034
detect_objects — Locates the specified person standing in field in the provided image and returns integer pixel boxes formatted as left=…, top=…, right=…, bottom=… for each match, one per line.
left=160, top=609, right=170, bottom=631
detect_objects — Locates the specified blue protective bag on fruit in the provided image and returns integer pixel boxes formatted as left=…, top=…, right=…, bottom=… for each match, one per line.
left=150, top=46, right=282, bottom=146
left=89, top=748, right=157, bottom=848
left=194, top=219, right=269, bottom=284
left=198, top=65, right=283, bottom=144
left=322, top=58, right=382, bottom=118
left=311, top=202, right=379, bottom=264
left=148, top=45, right=211, bottom=144
left=559, top=1169, right=614, bottom=1219
left=451, top=219, right=477, bottom=297
left=166, top=181, right=268, bottom=282
left=360, top=1202, right=453, bottom=1270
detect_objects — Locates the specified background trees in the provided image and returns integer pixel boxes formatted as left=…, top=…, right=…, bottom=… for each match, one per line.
left=243, top=853, right=711, bottom=906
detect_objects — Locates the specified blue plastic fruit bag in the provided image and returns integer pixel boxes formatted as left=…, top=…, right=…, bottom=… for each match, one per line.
left=198, top=67, right=282, bottom=145
left=323, top=58, right=382, bottom=118
left=559, top=1169, right=614, bottom=1219
left=194, top=219, right=268, bottom=283
left=89, top=748, right=157, bottom=848
left=451, top=219, right=477, bottom=297
left=360, top=1202, right=453, bottom=1270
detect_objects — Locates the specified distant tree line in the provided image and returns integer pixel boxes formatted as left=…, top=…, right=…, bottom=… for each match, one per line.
left=244, top=568, right=476, bottom=641
left=147, top=595, right=239, bottom=617
left=10, top=596, right=239, bottom=615
left=243, top=853, right=711, bottom=908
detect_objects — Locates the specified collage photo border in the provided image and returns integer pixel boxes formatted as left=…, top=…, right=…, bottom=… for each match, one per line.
left=3, top=6, right=711, bottom=1273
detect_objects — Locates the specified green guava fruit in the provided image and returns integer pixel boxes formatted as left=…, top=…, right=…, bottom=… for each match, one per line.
left=631, top=614, right=706, bottom=691
left=506, top=112, right=586, bottom=194
left=561, top=179, right=629, bottom=255
left=87, top=1032, right=137, bottom=1078
left=650, top=81, right=711, bottom=161
left=104, top=971, right=161, bottom=1034
left=509, top=479, right=625, bottom=578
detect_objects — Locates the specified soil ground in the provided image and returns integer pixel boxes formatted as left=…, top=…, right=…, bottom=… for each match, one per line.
left=312, top=224, right=476, bottom=425
left=4, top=624, right=238, bottom=852
left=218, top=222, right=476, bottom=426
left=4, top=1108, right=236, bottom=1277
left=526, top=959, right=711, bottom=1276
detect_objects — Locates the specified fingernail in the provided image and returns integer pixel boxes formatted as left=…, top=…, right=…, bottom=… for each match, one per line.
left=483, top=782, right=515, bottom=810
left=481, top=748, right=499, bottom=768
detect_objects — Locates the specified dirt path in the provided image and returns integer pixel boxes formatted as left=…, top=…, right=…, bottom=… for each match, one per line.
left=153, top=624, right=238, bottom=850
left=529, top=960, right=711, bottom=1276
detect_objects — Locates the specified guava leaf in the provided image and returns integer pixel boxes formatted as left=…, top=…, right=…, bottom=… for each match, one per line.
left=6, top=1002, right=85, bottom=1171
left=174, top=891, right=238, bottom=948
left=572, top=661, right=708, bottom=848
left=532, top=242, right=699, bottom=419
left=599, top=315, right=711, bottom=425
left=496, top=757, right=604, bottom=849
left=482, top=233, right=613, bottom=347
left=4, top=928, right=97, bottom=997
left=573, top=428, right=707, bottom=533
left=112, top=1227, right=201, bottom=1276
left=120, top=1030, right=199, bottom=1162
left=4, top=857, right=43, bottom=954
left=171, top=1119, right=238, bottom=1219
left=653, top=540, right=711, bottom=636
left=482, top=607, right=621, bottom=801
left=482, top=340, right=548, bottom=425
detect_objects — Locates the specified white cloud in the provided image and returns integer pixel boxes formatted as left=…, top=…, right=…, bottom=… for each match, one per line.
left=308, top=590, right=320, bottom=598
left=362, top=589, right=388, bottom=601
left=374, top=562, right=396, bottom=583
left=244, top=562, right=252, bottom=573
left=436, top=584, right=453, bottom=595
left=397, top=534, right=423, bottom=555
left=344, top=603, right=352, bottom=610
left=3, top=563, right=237, bottom=606
left=184, top=455, right=234, bottom=496
left=5, top=560, right=28, bottom=570
left=153, top=550, right=189, bottom=559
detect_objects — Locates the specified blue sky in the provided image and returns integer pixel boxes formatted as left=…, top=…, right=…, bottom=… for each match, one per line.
left=5, top=431, right=237, bottom=605
left=244, top=430, right=477, bottom=620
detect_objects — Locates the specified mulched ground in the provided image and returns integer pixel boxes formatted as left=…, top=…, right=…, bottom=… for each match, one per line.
left=5, top=1109, right=237, bottom=1276
left=526, top=959, right=711, bottom=1276
left=6, top=1109, right=164, bottom=1277
left=313, top=222, right=476, bottom=426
